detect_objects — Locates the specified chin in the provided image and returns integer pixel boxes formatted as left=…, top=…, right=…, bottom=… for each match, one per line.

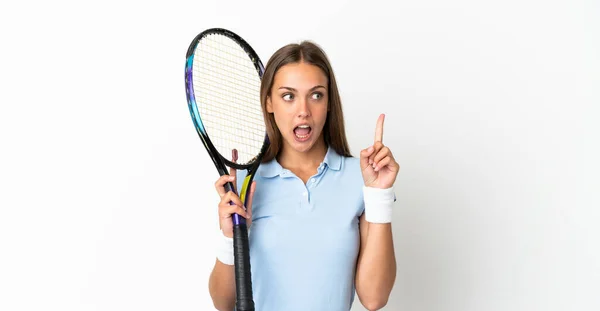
left=285, top=132, right=322, bottom=154
left=292, top=142, right=316, bottom=153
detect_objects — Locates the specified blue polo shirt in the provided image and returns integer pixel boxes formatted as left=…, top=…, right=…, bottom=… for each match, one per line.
left=237, top=146, right=365, bottom=311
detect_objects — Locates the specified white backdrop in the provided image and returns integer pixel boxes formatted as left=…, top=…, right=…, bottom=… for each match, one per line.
left=1, top=0, right=598, bottom=310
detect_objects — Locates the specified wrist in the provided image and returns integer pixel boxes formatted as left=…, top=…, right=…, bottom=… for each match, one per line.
left=216, top=230, right=234, bottom=265
left=363, top=186, right=395, bottom=223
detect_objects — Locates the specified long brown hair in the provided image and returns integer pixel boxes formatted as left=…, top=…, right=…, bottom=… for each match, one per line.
left=260, top=41, right=352, bottom=162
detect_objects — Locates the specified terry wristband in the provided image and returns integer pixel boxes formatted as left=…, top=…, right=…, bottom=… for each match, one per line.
left=363, top=186, right=395, bottom=223
left=216, top=230, right=234, bottom=265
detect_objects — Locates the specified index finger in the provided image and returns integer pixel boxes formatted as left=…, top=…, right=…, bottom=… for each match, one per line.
left=374, top=113, right=385, bottom=142
left=229, top=149, right=238, bottom=193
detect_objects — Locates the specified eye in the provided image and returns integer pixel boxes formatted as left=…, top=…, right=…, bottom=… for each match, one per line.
left=311, top=92, right=324, bottom=100
left=282, top=93, right=294, bottom=101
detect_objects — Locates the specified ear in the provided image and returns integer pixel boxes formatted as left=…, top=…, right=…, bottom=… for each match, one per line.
left=266, top=96, right=273, bottom=113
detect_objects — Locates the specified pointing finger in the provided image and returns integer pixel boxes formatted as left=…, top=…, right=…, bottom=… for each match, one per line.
left=229, top=149, right=238, bottom=193
left=375, top=113, right=385, bottom=143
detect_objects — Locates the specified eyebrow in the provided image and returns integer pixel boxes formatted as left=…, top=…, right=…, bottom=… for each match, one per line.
left=278, top=85, right=326, bottom=92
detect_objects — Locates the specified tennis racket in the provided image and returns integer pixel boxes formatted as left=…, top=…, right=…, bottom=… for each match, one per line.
left=184, top=28, right=268, bottom=311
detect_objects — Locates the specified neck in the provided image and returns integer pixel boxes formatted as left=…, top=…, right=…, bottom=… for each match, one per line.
left=278, top=137, right=328, bottom=171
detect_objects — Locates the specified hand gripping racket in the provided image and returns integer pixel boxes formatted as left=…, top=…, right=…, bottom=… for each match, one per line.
left=184, top=28, right=268, bottom=311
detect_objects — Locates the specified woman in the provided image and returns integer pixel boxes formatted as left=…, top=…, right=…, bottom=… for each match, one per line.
left=208, top=41, right=399, bottom=311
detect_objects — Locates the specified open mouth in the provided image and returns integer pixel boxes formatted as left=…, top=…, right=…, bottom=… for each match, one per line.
left=293, top=124, right=312, bottom=141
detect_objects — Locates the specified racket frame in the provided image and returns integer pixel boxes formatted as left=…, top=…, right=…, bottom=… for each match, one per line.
left=184, top=28, right=268, bottom=311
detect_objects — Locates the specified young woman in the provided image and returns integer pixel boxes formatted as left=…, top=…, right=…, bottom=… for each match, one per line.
left=208, top=41, right=399, bottom=311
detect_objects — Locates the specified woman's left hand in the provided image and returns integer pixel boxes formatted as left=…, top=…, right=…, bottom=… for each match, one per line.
left=360, top=114, right=400, bottom=189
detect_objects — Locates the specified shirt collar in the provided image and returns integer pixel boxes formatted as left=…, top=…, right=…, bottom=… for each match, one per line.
left=257, top=158, right=283, bottom=178
left=322, top=145, right=342, bottom=171
left=258, top=145, right=342, bottom=178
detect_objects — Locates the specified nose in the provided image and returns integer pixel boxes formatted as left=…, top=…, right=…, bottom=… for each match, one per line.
left=296, top=97, right=310, bottom=118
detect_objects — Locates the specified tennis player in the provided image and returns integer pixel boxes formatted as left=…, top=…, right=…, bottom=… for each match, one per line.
left=209, top=41, right=399, bottom=311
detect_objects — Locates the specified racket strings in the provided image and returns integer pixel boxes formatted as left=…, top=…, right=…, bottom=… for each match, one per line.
left=192, top=34, right=265, bottom=165
left=194, top=106, right=263, bottom=138
left=198, top=51, right=260, bottom=81
left=194, top=73, right=262, bottom=118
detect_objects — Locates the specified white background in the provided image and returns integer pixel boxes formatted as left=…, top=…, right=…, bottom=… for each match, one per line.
left=1, top=0, right=598, bottom=310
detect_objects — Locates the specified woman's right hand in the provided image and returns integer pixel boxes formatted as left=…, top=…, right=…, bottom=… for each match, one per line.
left=214, top=163, right=256, bottom=239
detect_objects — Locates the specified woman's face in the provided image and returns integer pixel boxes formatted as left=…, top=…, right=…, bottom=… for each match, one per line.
left=267, top=62, right=329, bottom=154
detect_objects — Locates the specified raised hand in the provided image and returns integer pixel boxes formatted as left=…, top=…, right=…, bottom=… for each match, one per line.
left=360, top=114, right=400, bottom=189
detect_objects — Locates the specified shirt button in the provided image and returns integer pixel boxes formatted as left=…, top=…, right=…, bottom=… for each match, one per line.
left=311, top=178, right=316, bottom=183
left=303, top=192, right=307, bottom=196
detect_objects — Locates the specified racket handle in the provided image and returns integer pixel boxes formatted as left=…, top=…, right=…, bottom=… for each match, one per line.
left=233, top=223, right=254, bottom=311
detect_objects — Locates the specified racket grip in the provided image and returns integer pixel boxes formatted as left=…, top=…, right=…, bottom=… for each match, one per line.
left=233, top=224, right=254, bottom=311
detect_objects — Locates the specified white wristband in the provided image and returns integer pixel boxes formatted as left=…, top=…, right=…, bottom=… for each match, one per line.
left=216, top=230, right=234, bottom=265
left=363, top=186, right=395, bottom=223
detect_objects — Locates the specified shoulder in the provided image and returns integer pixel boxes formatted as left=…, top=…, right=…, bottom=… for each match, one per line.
left=341, top=155, right=360, bottom=170
left=330, top=155, right=366, bottom=217
left=339, top=155, right=362, bottom=180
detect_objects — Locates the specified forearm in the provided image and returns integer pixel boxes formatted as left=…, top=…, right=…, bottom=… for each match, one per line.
left=209, top=232, right=237, bottom=311
left=355, top=222, right=396, bottom=310
left=208, top=259, right=236, bottom=311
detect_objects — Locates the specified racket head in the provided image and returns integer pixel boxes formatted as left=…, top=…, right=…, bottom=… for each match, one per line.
left=185, top=28, right=268, bottom=174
